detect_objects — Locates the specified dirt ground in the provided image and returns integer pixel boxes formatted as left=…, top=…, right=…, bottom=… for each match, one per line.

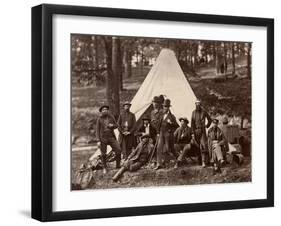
left=71, top=148, right=251, bottom=190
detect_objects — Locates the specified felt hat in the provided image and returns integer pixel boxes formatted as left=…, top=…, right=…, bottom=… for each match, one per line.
left=123, top=101, right=132, bottom=106
left=152, top=96, right=161, bottom=103
left=162, top=99, right=171, bottom=107
left=142, top=115, right=151, bottom=121
left=141, top=134, right=150, bottom=139
left=158, top=95, right=165, bottom=104
left=179, top=117, right=189, bottom=124
left=99, top=105, right=109, bottom=112
left=212, top=118, right=219, bottom=124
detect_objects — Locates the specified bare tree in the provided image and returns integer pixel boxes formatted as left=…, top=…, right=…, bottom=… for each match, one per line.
left=247, top=43, right=252, bottom=78
left=123, top=44, right=132, bottom=78
left=111, top=37, right=121, bottom=117
left=231, top=42, right=236, bottom=75
left=102, top=36, right=120, bottom=118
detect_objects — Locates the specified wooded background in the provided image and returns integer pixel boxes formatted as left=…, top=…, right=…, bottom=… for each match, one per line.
left=71, top=35, right=252, bottom=119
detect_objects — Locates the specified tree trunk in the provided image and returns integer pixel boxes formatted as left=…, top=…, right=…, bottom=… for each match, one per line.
left=213, top=43, right=217, bottom=67
left=111, top=37, right=121, bottom=118
left=215, top=42, right=220, bottom=74
left=193, top=43, right=199, bottom=68
left=231, top=42, right=236, bottom=75
left=118, top=42, right=123, bottom=91
left=93, top=36, right=99, bottom=70
left=223, top=43, right=228, bottom=76
left=140, top=46, right=144, bottom=76
left=247, top=43, right=252, bottom=78
left=92, top=36, right=99, bottom=87
left=103, top=37, right=114, bottom=116
left=124, top=46, right=132, bottom=78
left=240, top=116, right=244, bottom=130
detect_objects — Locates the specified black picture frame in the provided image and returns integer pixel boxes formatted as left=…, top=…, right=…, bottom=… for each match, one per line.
left=31, top=3, right=274, bottom=222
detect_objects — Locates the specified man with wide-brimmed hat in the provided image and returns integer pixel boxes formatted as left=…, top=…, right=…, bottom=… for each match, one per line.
left=154, top=98, right=178, bottom=170
left=173, top=117, right=195, bottom=168
left=112, top=134, right=154, bottom=182
left=207, top=118, right=226, bottom=173
left=136, top=115, right=157, bottom=144
left=117, top=101, right=136, bottom=159
left=150, top=96, right=163, bottom=134
left=158, top=95, right=165, bottom=108
left=96, top=105, right=121, bottom=174
left=191, top=99, right=212, bottom=167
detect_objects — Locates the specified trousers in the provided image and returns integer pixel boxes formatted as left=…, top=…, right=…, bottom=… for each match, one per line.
left=194, top=128, right=209, bottom=164
left=174, top=143, right=192, bottom=162
left=156, top=132, right=177, bottom=166
left=100, top=137, right=121, bottom=168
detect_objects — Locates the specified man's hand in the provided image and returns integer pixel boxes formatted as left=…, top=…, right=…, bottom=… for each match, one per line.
left=167, top=119, right=172, bottom=124
left=97, top=141, right=101, bottom=148
left=191, top=134, right=195, bottom=142
left=108, top=123, right=114, bottom=128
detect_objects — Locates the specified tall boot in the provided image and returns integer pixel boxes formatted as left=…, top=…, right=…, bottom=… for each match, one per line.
left=201, top=152, right=207, bottom=168
left=101, top=155, right=107, bottom=174
left=115, top=153, right=121, bottom=169
left=112, top=166, right=126, bottom=182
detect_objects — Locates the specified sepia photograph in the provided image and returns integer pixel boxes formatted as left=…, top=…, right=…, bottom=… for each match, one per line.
left=71, top=34, right=252, bottom=190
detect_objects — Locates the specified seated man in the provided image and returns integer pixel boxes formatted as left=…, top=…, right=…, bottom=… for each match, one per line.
left=136, top=115, right=157, bottom=145
left=112, top=134, right=154, bottom=182
left=207, top=119, right=226, bottom=173
left=174, top=117, right=194, bottom=168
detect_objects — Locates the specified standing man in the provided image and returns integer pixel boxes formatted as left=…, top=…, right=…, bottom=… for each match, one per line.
left=191, top=100, right=212, bottom=167
left=117, top=101, right=136, bottom=160
left=150, top=96, right=163, bottom=166
left=154, top=99, right=178, bottom=170
left=96, top=105, right=122, bottom=174
left=207, top=119, right=226, bottom=173
left=173, top=117, right=194, bottom=168
left=220, top=116, right=229, bottom=160
left=150, top=96, right=163, bottom=132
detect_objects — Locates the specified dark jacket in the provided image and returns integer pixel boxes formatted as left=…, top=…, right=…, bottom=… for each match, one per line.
left=96, top=113, right=118, bottom=142
left=174, top=126, right=192, bottom=144
left=207, top=126, right=226, bottom=146
left=128, top=141, right=153, bottom=163
left=150, top=108, right=164, bottom=133
left=159, top=111, right=178, bottom=134
left=137, top=123, right=157, bottom=143
left=191, top=109, right=212, bottom=133
left=117, top=111, right=136, bottom=134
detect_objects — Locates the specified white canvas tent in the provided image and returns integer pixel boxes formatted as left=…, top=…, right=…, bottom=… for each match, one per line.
left=130, top=48, right=197, bottom=122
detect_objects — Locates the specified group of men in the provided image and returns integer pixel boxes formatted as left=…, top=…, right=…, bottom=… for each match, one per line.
left=95, top=95, right=229, bottom=181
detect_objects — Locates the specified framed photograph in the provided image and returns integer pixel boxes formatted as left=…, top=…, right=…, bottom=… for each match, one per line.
left=32, top=4, right=274, bottom=221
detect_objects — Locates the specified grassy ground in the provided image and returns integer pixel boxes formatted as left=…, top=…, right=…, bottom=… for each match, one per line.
left=72, top=147, right=251, bottom=190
